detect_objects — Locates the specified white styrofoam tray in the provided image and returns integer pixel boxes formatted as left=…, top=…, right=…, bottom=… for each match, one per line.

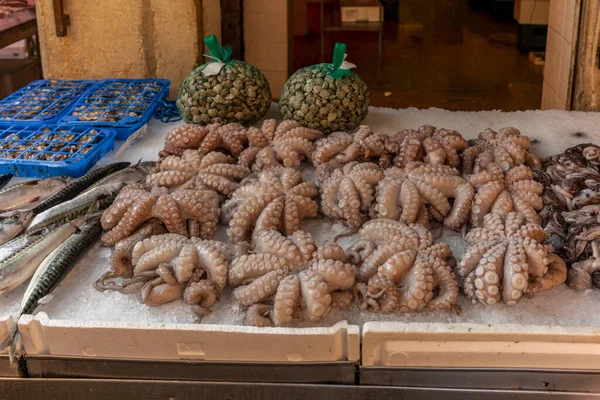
left=5, top=104, right=600, bottom=365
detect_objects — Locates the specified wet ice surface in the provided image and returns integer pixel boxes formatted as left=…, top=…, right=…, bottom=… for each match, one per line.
left=5, top=104, right=600, bottom=331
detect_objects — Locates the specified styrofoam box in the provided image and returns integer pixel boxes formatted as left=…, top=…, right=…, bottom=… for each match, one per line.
left=363, top=322, right=600, bottom=369
left=0, top=40, right=28, bottom=60
left=8, top=104, right=600, bottom=366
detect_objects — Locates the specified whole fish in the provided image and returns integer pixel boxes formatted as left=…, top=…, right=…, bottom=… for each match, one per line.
left=0, top=177, right=70, bottom=212
left=0, top=218, right=101, bottom=360
left=21, top=218, right=102, bottom=316
left=0, top=162, right=129, bottom=246
left=31, top=162, right=130, bottom=215
left=0, top=174, right=12, bottom=190
left=0, top=226, right=54, bottom=263
left=26, top=182, right=125, bottom=232
left=0, top=219, right=83, bottom=295
left=83, top=161, right=155, bottom=193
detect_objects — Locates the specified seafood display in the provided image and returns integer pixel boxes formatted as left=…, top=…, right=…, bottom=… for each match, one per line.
left=159, top=123, right=248, bottom=159
left=319, top=162, right=383, bottom=228
left=0, top=110, right=590, bottom=337
left=537, top=144, right=600, bottom=290
left=467, top=164, right=543, bottom=227
left=462, top=127, right=541, bottom=174
left=96, top=233, right=232, bottom=316
left=385, top=125, right=468, bottom=169
left=351, top=219, right=459, bottom=313
left=311, top=126, right=391, bottom=170
left=374, top=163, right=474, bottom=229
left=0, top=177, right=70, bottom=212
left=146, top=150, right=250, bottom=195
left=458, top=212, right=566, bottom=305
left=0, top=162, right=130, bottom=246
left=239, top=122, right=325, bottom=171
left=101, top=184, right=221, bottom=245
left=222, top=167, right=319, bottom=243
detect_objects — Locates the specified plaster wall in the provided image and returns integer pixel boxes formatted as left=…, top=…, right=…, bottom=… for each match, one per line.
left=35, top=0, right=220, bottom=95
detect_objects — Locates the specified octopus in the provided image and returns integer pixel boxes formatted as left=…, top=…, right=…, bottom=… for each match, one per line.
left=95, top=233, right=232, bottom=316
left=222, top=167, right=319, bottom=243
left=385, top=125, right=468, bottom=169
left=319, top=162, right=384, bottom=228
left=468, top=164, right=544, bottom=227
left=238, top=120, right=324, bottom=171
left=146, top=150, right=250, bottom=196
left=232, top=231, right=356, bottom=326
left=462, top=127, right=541, bottom=174
left=311, top=125, right=391, bottom=170
left=373, top=162, right=474, bottom=229
left=350, top=219, right=459, bottom=313
left=101, top=184, right=220, bottom=246
left=458, top=212, right=567, bottom=305
left=158, top=123, right=248, bottom=158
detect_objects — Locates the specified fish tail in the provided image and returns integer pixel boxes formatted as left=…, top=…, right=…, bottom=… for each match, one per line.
left=1, top=327, right=19, bottom=364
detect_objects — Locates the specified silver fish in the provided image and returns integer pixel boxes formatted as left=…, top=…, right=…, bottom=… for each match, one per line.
left=82, top=161, right=155, bottom=193
left=0, top=177, right=70, bottom=212
left=0, top=226, right=53, bottom=263
left=0, top=210, right=34, bottom=246
left=0, top=219, right=82, bottom=295
left=0, top=162, right=130, bottom=246
left=26, top=182, right=125, bottom=233
left=21, top=219, right=102, bottom=316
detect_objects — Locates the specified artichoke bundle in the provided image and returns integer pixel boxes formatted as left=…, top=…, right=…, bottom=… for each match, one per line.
left=177, top=35, right=271, bottom=125
left=279, top=43, right=369, bottom=134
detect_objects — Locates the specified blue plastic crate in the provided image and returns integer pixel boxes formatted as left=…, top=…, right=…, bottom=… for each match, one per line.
left=0, top=125, right=116, bottom=178
left=0, top=79, right=97, bottom=124
left=59, top=78, right=170, bottom=140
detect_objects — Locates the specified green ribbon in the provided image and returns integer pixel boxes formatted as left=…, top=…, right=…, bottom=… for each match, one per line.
left=204, top=35, right=233, bottom=63
left=329, top=42, right=351, bottom=78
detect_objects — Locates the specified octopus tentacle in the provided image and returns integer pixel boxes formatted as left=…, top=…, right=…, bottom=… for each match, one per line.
left=272, top=275, right=301, bottom=326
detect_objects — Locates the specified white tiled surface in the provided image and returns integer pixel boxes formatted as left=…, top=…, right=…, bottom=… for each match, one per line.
left=541, top=0, right=577, bottom=110
left=244, top=0, right=290, bottom=99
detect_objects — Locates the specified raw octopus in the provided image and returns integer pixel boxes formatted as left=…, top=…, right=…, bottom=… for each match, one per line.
left=462, top=127, right=541, bottom=174
left=373, top=162, right=474, bottom=229
left=351, top=219, right=459, bottom=313
left=222, top=167, right=319, bottom=243
left=95, top=233, right=232, bottom=317
left=458, top=212, right=566, bottom=305
left=229, top=229, right=356, bottom=326
left=100, top=184, right=220, bottom=245
left=238, top=119, right=325, bottom=171
left=385, top=125, right=469, bottom=169
left=159, top=123, right=248, bottom=158
left=146, top=150, right=250, bottom=196
left=319, top=162, right=384, bottom=228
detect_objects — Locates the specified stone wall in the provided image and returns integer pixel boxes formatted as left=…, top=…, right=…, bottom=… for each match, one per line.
left=35, top=0, right=221, bottom=96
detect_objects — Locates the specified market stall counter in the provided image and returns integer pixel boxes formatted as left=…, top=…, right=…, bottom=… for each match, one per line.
left=3, top=104, right=600, bottom=398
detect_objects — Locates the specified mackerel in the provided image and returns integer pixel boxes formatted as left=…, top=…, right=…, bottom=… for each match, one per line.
left=0, top=219, right=83, bottom=295
left=26, top=182, right=125, bottom=232
left=0, top=162, right=129, bottom=245
left=21, top=219, right=102, bottom=316
left=0, top=177, right=70, bottom=212
left=83, top=161, right=155, bottom=193
left=31, top=162, right=130, bottom=215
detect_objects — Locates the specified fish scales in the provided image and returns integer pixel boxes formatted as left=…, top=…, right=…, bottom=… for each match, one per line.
left=31, top=162, right=130, bottom=215
left=0, top=222, right=80, bottom=294
left=22, top=220, right=102, bottom=315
